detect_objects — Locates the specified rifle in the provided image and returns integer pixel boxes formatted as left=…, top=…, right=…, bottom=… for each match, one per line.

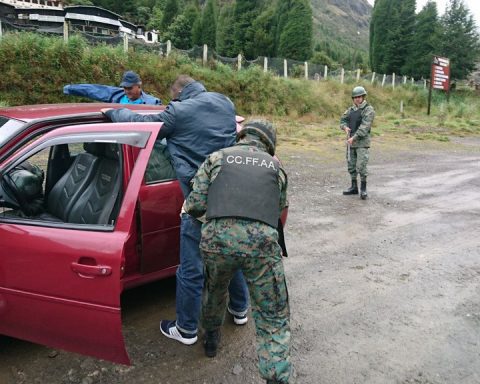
left=346, top=129, right=351, bottom=162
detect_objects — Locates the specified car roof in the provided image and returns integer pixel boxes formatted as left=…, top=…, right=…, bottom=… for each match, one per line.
left=0, top=103, right=165, bottom=122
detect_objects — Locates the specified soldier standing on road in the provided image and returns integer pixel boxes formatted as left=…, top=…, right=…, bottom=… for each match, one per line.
left=184, top=120, right=291, bottom=384
left=340, top=86, right=375, bottom=199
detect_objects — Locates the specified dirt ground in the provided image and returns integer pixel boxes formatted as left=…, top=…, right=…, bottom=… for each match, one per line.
left=1, top=135, right=480, bottom=384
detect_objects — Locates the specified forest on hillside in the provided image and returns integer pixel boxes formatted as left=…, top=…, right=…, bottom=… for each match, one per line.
left=370, top=0, right=479, bottom=80
left=64, top=0, right=373, bottom=70
left=65, top=0, right=480, bottom=80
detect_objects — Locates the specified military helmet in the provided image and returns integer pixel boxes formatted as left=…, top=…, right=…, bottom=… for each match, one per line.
left=352, top=86, right=367, bottom=98
left=237, top=119, right=276, bottom=155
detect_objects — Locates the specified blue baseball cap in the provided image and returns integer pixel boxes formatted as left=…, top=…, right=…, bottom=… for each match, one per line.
left=120, top=71, right=141, bottom=87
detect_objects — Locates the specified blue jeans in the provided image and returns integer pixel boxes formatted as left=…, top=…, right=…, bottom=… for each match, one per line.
left=175, top=213, right=249, bottom=335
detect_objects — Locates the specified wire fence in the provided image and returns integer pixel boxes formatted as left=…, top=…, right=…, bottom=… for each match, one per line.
left=0, top=18, right=428, bottom=89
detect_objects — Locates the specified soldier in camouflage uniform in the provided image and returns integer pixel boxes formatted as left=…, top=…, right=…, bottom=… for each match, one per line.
left=340, top=85, right=375, bottom=199
left=184, top=120, right=291, bottom=384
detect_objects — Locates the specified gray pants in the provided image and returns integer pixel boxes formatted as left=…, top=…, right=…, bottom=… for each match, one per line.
left=347, top=147, right=369, bottom=181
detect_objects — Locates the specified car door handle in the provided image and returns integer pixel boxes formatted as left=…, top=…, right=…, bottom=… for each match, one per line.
left=71, top=262, right=112, bottom=278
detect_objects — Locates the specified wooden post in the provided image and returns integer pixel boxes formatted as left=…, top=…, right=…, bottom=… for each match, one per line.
left=166, top=40, right=172, bottom=57
left=202, top=44, right=208, bottom=66
left=340, top=68, right=345, bottom=84
left=392, top=73, right=396, bottom=89
left=237, top=54, right=242, bottom=71
left=371, top=72, right=376, bottom=84
left=264, top=57, right=268, bottom=73
left=356, top=68, right=360, bottom=82
left=305, top=62, right=308, bottom=80
left=324, top=65, right=328, bottom=80
left=284, top=59, right=288, bottom=78
left=381, top=74, right=386, bottom=87
left=400, top=100, right=404, bottom=114
left=63, top=21, right=69, bottom=42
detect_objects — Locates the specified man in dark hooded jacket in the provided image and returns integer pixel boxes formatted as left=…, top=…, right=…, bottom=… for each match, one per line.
left=102, top=75, right=249, bottom=345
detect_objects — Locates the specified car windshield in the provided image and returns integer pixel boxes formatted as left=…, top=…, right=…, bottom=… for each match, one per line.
left=0, top=116, right=26, bottom=148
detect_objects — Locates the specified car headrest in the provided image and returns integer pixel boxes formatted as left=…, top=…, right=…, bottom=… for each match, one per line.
left=83, top=142, right=105, bottom=157
left=104, top=143, right=120, bottom=160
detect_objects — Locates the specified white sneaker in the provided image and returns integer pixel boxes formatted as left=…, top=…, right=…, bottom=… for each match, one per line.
left=227, top=307, right=248, bottom=325
left=160, top=320, right=198, bottom=345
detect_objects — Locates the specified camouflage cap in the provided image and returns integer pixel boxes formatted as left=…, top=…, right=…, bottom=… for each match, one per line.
left=237, top=119, right=276, bottom=155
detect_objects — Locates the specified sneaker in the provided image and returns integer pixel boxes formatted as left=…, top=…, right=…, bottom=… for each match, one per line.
left=204, top=329, right=221, bottom=358
left=159, top=320, right=198, bottom=345
left=227, top=307, right=248, bottom=325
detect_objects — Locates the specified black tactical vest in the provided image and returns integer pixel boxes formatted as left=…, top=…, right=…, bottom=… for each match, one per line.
left=348, top=104, right=368, bottom=136
left=206, top=147, right=280, bottom=228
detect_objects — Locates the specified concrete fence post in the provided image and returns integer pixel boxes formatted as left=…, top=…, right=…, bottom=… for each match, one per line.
left=382, top=74, right=386, bottom=87
left=356, top=68, right=361, bottom=82
left=166, top=40, right=172, bottom=57
left=392, top=73, right=396, bottom=89
left=424, top=79, right=427, bottom=89
left=0, top=20, right=3, bottom=39
left=305, top=61, right=308, bottom=80
left=123, top=34, right=128, bottom=53
left=284, top=59, right=288, bottom=78
left=264, top=57, right=268, bottom=73
left=324, top=65, right=328, bottom=80
left=411, top=77, right=414, bottom=85
left=371, top=72, right=376, bottom=84
left=340, top=68, right=345, bottom=84
left=237, top=54, right=242, bottom=71
left=403, top=75, right=407, bottom=84
left=202, top=44, right=208, bottom=66
left=63, top=21, right=69, bottom=42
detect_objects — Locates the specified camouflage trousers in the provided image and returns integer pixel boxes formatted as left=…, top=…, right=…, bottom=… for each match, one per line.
left=347, top=146, right=369, bottom=181
left=202, top=250, right=291, bottom=383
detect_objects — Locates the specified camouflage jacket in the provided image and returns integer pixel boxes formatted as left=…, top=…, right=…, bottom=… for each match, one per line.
left=339, top=100, right=375, bottom=148
left=184, top=136, right=288, bottom=258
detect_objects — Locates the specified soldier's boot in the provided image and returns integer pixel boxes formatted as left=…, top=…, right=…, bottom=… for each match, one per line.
left=343, top=179, right=358, bottom=195
left=360, top=180, right=368, bottom=200
left=204, top=329, right=220, bottom=358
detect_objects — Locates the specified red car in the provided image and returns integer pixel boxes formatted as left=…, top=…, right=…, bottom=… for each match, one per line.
left=0, top=103, right=286, bottom=365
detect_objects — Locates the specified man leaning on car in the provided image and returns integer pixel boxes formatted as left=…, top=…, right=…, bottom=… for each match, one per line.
left=101, top=75, right=250, bottom=346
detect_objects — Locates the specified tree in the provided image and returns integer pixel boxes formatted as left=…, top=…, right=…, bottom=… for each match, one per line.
left=164, top=15, right=192, bottom=49
left=403, top=1, right=441, bottom=78
left=440, top=0, right=480, bottom=79
left=161, top=0, right=179, bottom=31
left=232, top=0, right=257, bottom=58
left=216, top=4, right=236, bottom=56
left=277, top=0, right=313, bottom=61
left=200, top=0, right=217, bottom=49
left=147, top=5, right=164, bottom=31
left=244, top=6, right=276, bottom=59
left=370, top=0, right=392, bottom=73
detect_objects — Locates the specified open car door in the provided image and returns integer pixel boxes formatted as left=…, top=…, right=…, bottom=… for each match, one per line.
left=0, top=122, right=159, bottom=364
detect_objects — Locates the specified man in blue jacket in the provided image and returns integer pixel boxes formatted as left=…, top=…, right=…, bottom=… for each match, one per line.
left=102, top=75, right=249, bottom=345
left=64, top=70, right=161, bottom=105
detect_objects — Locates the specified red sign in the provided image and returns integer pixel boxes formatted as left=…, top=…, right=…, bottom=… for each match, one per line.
left=431, top=56, right=450, bottom=91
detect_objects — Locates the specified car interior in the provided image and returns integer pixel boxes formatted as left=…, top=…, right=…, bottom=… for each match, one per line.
left=0, top=142, right=123, bottom=226
left=0, top=139, right=177, bottom=226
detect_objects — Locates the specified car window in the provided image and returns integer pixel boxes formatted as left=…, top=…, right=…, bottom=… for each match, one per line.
left=145, top=141, right=176, bottom=184
left=0, top=141, right=123, bottom=230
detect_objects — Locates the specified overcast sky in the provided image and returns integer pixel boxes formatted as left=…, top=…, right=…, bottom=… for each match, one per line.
left=366, top=0, right=480, bottom=25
